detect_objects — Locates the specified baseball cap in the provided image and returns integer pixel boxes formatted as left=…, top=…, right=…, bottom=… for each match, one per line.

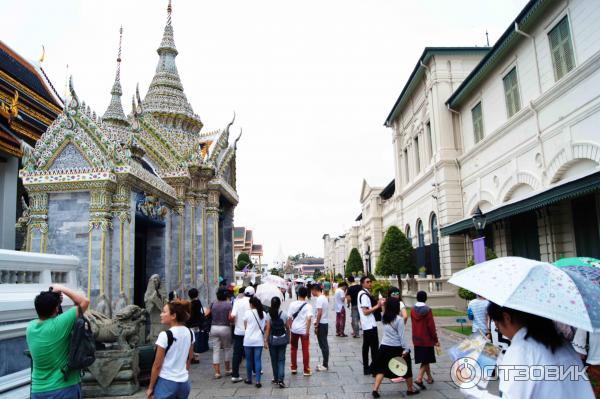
left=244, top=286, right=255, bottom=296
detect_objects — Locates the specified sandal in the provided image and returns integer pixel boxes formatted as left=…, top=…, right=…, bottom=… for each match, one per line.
left=406, top=390, right=420, bottom=396
left=414, top=381, right=426, bottom=390
left=426, top=378, right=434, bottom=384
left=214, top=374, right=222, bottom=379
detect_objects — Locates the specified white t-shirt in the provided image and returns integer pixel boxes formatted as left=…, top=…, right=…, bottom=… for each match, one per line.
left=231, top=296, right=250, bottom=336
left=334, top=288, right=346, bottom=313
left=358, top=289, right=377, bottom=331
left=287, top=300, right=313, bottom=335
left=315, top=295, right=329, bottom=324
left=155, top=326, right=194, bottom=382
left=243, top=309, right=266, bottom=347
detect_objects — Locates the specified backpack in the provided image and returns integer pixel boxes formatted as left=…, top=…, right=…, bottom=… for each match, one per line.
left=359, top=290, right=382, bottom=322
left=270, top=312, right=286, bottom=337
left=269, top=311, right=289, bottom=346
left=61, top=308, right=96, bottom=380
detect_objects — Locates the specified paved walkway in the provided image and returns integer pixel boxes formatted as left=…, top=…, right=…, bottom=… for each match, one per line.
left=105, top=296, right=496, bottom=399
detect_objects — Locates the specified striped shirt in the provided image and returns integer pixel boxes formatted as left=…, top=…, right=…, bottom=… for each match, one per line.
left=468, top=298, right=489, bottom=334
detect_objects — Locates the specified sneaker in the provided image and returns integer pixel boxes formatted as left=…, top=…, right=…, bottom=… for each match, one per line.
left=244, top=379, right=253, bottom=385
left=278, top=381, right=286, bottom=389
left=271, top=379, right=278, bottom=385
left=231, top=377, right=243, bottom=383
left=303, top=369, right=312, bottom=376
left=316, top=365, right=328, bottom=372
left=291, top=369, right=297, bottom=375
left=255, top=383, right=262, bottom=388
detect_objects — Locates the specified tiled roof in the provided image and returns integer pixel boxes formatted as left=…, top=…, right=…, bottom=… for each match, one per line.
left=0, top=41, right=59, bottom=105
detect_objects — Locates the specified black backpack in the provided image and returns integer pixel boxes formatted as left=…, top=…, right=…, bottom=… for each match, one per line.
left=359, top=290, right=382, bottom=322
left=61, top=309, right=96, bottom=380
left=270, top=312, right=286, bottom=337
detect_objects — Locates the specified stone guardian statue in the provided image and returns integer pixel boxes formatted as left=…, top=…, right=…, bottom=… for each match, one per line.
left=144, top=274, right=167, bottom=342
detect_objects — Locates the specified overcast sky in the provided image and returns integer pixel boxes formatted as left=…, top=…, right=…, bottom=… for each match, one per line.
left=3, top=0, right=528, bottom=262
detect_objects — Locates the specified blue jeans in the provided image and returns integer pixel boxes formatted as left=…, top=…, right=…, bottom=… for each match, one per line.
left=31, top=384, right=81, bottom=399
left=154, top=377, right=191, bottom=399
left=244, top=346, right=263, bottom=383
left=269, top=344, right=287, bottom=382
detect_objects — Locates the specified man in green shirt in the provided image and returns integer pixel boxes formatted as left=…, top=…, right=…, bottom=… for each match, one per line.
left=26, top=284, right=90, bottom=398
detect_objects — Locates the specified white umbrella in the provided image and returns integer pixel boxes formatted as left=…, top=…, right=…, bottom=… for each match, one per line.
left=294, top=278, right=305, bottom=283
left=448, top=257, right=600, bottom=332
left=263, top=274, right=287, bottom=288
left=255, top=283, right=284, bottom=307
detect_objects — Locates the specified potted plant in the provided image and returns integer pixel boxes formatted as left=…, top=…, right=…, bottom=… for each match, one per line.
left=418, top=266, right=427, bottom=278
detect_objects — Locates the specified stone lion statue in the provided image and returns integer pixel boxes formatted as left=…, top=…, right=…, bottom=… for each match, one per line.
left=87, top=305, right=146, bottom=349
left=144, top=274, right=167, bottom=342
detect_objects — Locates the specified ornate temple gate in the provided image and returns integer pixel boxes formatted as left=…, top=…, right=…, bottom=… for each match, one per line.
left=18, top=1, right=240, bottom=313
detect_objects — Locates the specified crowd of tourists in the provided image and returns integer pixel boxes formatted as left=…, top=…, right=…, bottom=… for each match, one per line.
left=25, top=268, right=597, bottom=399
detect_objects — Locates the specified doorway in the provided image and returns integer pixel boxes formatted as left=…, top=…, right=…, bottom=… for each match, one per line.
left=510, top=212, right=540, bottom=260
left=133, top=216, right=166, bottom=307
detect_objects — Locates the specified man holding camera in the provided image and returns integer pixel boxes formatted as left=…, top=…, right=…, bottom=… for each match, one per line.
left=26, top=284, right=90, bottom=398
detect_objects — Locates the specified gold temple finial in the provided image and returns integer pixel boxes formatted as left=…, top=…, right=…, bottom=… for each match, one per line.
left=0, top=90, right=19, bottom=121
left=39, top=45, right=45, bottom=63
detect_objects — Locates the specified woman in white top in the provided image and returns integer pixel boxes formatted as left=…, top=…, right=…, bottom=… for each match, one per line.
left=147, top=299, right=195, bottom=399
left=458, top=303, right=594, bottom=398
left=371, top=298, right=418, bottom=397
left=243, top=296, right=267, bottom=388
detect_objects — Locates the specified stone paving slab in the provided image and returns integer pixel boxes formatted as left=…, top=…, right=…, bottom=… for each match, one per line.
left=99, top=296, right=499, bottom=398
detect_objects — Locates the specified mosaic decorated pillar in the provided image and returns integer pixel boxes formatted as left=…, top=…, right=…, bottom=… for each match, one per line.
left=88, top=190, right=113, bottom=315
left=184, top=191, right=196, bottom=289
left=111, top=183, right=133, bottom=311
left=205, top=189, right=220, bottom=302
left=219, top=205, right=234, bottom=286
left=195, top=193, right=206, bottom=293
left=27, top=193, right=48, bottom=253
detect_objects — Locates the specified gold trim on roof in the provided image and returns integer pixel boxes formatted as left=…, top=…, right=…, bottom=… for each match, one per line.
left=0, top=70, right=61, bottom=113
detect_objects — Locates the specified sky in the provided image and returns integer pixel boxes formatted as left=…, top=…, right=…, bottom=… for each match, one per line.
left=2, top=0, right=529, bottom=262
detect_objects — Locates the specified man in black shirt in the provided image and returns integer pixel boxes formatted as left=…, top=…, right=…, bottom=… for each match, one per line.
left=345, top=276, right=362, bottom=338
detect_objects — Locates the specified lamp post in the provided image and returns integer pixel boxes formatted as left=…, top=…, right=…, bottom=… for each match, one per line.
left=471, top=206, right=487, bottom=264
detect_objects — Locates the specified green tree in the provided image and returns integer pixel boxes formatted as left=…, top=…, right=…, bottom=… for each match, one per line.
left=458, top=247, right=497, bottom=301
left=269, top=268, right=281, bottom=277
left=345, top=248, right=364, bottom=276
left=236, top=252, right=253, bottom=271
left=376, top=225, right=416, bottom=290
left=313, top=269, right=323, bottom=280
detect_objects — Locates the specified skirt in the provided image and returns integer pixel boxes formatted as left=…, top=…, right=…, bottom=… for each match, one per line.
left=371, top=344, right=413, bottom=379
left=414, top=346, right=436, bottom=364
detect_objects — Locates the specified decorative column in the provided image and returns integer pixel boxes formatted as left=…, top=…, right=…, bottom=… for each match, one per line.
left=205, top=189, right=220, bottom=302
left=88, top=190, right=113, bottom=314
left=184, top=190, right=196, bottom=288
left=27, top=192, right=48, bottom=253
left=219, top=205, right=234, bottom=286
left=111, top=183, right=132, bottom=311
left=196, top=192, right=206, bottom=291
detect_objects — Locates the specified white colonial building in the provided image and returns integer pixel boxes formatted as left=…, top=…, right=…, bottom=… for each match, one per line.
left=442, top=0, right=600, bottom=261
left=324, top=0, right=600, bottom=303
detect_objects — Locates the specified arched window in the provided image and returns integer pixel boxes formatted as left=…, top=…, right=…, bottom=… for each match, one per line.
left=405, top=225, right=412, bottom=245
left=431, top=214, right=438, bottom=244
left=417, top=220, right=425, bottom=247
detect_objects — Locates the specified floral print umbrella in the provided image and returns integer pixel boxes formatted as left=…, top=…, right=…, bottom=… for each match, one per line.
left=448, top=257, right=600, bottom=332
left=553, top=257, right=600, bottom=268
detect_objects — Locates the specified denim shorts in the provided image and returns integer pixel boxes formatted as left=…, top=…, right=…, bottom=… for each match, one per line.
left=31, top=384, right=81, bottom=399
left=154, top=377, right=191, bottom=399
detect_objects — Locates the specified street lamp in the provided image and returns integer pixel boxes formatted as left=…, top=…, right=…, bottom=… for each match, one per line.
left=471, top=206, right=487, bottom=264
left=471, top=206, right=487, bottom=238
